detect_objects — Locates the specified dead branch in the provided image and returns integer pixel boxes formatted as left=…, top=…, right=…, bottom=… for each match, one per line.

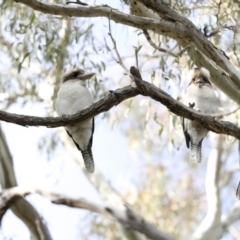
left=0, top=187, right=174, bottom=240
left=142, top=30, right=178, bottom=57
left=0, top=71, right=239, bottom=141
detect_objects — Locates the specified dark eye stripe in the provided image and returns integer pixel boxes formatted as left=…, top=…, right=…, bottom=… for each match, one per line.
left=62, top=69, right=85, bottom=83
left=72, top=72, right=79, bottom=77
left=203, top=77, right=211, bottom=84
left=63, top=72, right=79, bottom=82
left=192, top=77, right=211, bottom=83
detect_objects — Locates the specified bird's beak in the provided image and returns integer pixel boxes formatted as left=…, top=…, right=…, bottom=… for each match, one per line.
left=196, top=78, right=204, bottom=84
left=78, top=72, right=95, bottom=81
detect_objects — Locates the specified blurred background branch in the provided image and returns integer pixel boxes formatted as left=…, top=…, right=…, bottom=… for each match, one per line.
left=0, top=186, right=174, bottom=240
left=0, top=125, right=52, bottom=240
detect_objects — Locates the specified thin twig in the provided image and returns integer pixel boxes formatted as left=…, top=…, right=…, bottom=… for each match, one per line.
left=143, top=30, right=177, bottom=57
left=142, top=30, right=192, bottom=57
left=215, top=0, right=222, bottom=24
left=213, top=106, right=240, bottom=119
left=204, top=27, right=221, bottom=38
left=133, top=46, right=141, bottom=69
left=177, top=44, right=192, bottom=56
left=108, top=10, right=131, bottom=76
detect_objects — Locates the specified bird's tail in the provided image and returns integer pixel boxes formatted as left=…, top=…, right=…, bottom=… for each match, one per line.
left=189, top=142, right=202, bottom=163
left=81, top=149, right=95, bottom=173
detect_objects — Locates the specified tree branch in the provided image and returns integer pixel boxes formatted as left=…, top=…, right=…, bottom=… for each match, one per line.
left=123, top=0, right=240, bottom=104
left=138, top=0, right=240, bottom=90
left=0, top=70, right=240, bottom=141
left=221, top=202, right=240, bottom=229
left=0, top=126, right=52, bottom=240
left=14, top=0, right=188, bottom=40
left=142, top=30, right=178, bottom=57
left=193, top=137, right=222, bottom=239
left=108, top=15, right=130, bottom=75
left=0, top=86, right=139, bottom=127
left=14, top=0, right=240, bottom=105
left=0, top=186, right=174, bottom=240
left=130, top=67, right=240, bottom=139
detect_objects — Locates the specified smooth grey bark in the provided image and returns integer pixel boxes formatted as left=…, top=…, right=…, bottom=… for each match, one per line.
left=193, top=137, right=222, bottom=240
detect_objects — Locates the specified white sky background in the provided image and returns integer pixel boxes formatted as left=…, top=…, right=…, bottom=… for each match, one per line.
left=0, top=0, right=239, bottom=240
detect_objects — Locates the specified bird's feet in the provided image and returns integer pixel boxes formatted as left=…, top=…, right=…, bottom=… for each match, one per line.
left=189, top=102, right=195, bottom=109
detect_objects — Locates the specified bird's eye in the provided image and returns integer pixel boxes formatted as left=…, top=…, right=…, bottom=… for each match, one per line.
left=72, top=72, right=79, bottom=78
left=203, top=77, right=208, bottom=82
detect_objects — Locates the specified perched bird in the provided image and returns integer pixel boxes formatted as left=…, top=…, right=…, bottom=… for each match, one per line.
left=182, top=68, right=218, bottom=163
left=55, top=68, right=95, bottom=173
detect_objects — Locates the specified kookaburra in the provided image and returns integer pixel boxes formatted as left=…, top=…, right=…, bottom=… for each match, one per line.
left=182, top=68, right=218, bottom=163
left=55, top=68, right=95, bottom=173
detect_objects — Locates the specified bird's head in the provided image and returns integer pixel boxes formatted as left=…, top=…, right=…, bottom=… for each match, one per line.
left=189, top=67, right=211, bottom=88
left=61, top=68, right=95, bottom=83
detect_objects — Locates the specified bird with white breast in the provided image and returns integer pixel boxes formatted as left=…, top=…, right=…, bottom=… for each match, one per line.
left=182, top=67, right=219, bottom=163
left=55, top=68, right=95, bottom=173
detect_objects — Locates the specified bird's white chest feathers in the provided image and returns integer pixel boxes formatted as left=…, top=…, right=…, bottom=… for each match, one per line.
left=184, top=84, right=218, bottom=113
left=55, top=80, right=93, bottom=116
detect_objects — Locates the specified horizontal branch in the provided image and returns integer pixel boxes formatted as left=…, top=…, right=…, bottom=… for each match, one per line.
left=129, top=66, right=240, bottom=139
left=0, top=86, right=139, bottom=127
left=14, top=0, right=189, bottom=40
left=0, top=186, right=174, bottom=240
left=1, top=68, right=240, bottom=140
